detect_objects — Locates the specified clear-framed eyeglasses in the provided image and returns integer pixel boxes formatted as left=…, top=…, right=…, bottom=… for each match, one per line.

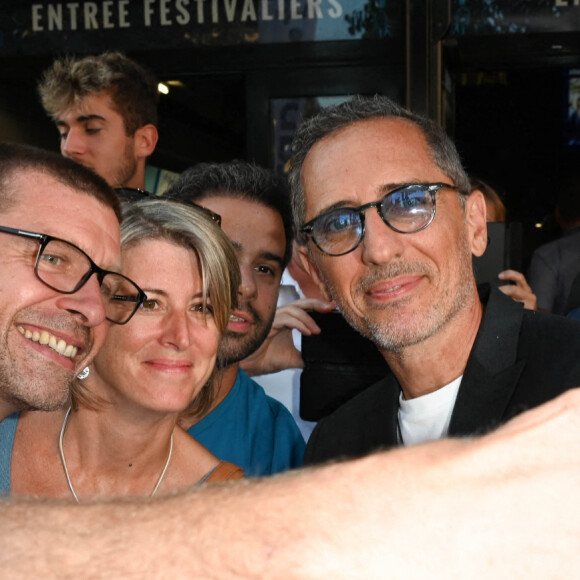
left=300, top=182, right=462, bottom=256
left=0, top=225, right=146, bottom=325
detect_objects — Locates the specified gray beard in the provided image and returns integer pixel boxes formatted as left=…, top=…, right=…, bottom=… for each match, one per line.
left=321, top=233, right=475, bottom=353
left=0, top=347, right=71, bottom=413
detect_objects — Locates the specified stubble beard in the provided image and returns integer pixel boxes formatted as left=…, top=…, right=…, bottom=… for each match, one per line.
left=0, top=344, right=72, bottom=413
left=320, top=232, right=475, bottom=353
left=216, top=303, right=275, bottom=370
left=0, top=311, right=90, bottom=413
left=112, top=140, right=139, bottom=188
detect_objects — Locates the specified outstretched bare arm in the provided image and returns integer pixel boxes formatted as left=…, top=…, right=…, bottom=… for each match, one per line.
left=2, top=389, right=580, bottom=579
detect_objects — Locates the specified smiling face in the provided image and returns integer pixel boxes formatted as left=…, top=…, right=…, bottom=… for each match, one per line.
left=89, top=239, right=220, bottom=414
left=56, top=92, right=142, bottom=189
left=300, top=118, right=487, bottom=353
left=0, top=170, right=120, bottom=415
left=195, top=195, right=286, bottom=368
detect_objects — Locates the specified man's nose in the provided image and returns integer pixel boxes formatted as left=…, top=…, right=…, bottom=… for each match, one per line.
left=61, top=129, right=86, bottom=158
left=54, top=274, right=108, bottom=328
left=360, top=209, right=406, bottom=265
left=238, top=265, right=258, bottom=301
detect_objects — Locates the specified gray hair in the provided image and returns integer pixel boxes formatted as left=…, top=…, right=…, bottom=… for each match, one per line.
left=288, top=95, right=471, bottom=235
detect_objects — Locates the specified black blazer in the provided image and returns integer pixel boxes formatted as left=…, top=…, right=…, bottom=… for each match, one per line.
left=305, top=285, right=580, bottom=465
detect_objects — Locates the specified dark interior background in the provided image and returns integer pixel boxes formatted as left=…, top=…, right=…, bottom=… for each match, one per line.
left=445, top=32, right=580, bottom=269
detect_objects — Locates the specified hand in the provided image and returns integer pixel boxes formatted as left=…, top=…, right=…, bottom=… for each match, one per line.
left=241, top=298, right=335, bottom=376
left=497, top=269, right=537, bottom=310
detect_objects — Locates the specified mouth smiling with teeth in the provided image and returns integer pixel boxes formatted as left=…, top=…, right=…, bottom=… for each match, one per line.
left=17, top=326, right=79, bottom=359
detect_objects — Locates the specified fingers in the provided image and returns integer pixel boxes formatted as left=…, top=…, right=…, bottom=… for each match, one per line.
left=272, top=299, right=335, bottom=336
left=240, top=329, right=304, bottom=375
left=497, top=269, right=532, bottom=291
left=282, top=298, right=336, bottom=313
left=497, top=285, right=538, bottom=310
left=497, top=270, right=537, bottom=310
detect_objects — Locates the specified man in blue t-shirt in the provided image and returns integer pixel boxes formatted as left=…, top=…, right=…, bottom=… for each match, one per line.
left=167, top=162, right=321, bottom=476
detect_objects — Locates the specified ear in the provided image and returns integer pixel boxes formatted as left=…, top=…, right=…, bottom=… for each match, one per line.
left=296, top=244, right=334, bottom=302
left=134, top=124, right=159, bottom=159
left=465, top=190, right=488, bottom=258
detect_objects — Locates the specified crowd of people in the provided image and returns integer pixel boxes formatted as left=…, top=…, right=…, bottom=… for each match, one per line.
left=0, top=51, right=579, bottom=576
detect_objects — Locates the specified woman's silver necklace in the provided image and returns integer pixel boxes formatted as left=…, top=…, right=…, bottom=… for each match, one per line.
left=58, top=406, right=174, bottom=503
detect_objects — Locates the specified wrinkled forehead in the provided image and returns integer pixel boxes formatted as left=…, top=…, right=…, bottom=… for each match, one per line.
left=1, top=170, right=121, bottom=270
left=301, top=118, right=440, bottom=214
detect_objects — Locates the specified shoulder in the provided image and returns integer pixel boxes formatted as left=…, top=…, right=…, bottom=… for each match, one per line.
left=0, top=412, right=19, bottom=441
left=236, top=370, right=303, bottom=438
left=305, top=377, right=397, bottom=465
left=520, top=308, right=580, bottom=344
left=519, top=310, right=580, bottom=359
left=236, top=370, right=295, bottom=418
left=516, top=310, right=580, bottom=388
left=202, top=461, right=245, bottom=484
left=318, top=378, right=396, bottom=427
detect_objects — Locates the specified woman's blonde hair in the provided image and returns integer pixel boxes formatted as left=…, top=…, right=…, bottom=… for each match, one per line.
left=73, top=198, right=240, bottom=416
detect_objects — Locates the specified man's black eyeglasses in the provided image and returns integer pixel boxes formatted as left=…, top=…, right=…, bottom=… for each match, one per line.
left=300, top=183, right=461, bottom=257
left=115, top=188, right=222, bottom=227
left=0, top=225, right=146, bottom=325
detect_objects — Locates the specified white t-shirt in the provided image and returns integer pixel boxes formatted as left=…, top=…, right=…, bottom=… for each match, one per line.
left=398, top=376, right=463, bottom=445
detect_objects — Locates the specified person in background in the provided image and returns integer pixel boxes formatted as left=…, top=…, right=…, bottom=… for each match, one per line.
left=470, top=175, right=537, bottom=310
left=166, top=161, right=323, bottom=476
left=38, top=51, right=159, bottom=190
left=527, top=179, right=580, bottom=314
left=1, top=199, right=243, bottom=497
left=246, top=240, right=329, bottom=441
left=471, top=175, right=506, bottom=222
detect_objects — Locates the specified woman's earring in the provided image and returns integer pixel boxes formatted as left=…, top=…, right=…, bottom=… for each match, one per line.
left=77, top=367, right=90, bottom=380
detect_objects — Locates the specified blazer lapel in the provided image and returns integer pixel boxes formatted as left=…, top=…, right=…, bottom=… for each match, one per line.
left=449, top=358, right=525, bottom=436
left=374, top=374, right=402, bottom=447
left=449, top=286, right=527, bottom=436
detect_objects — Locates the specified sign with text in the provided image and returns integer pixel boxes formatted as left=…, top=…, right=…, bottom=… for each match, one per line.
left=0, top=0, right=400, bottom=55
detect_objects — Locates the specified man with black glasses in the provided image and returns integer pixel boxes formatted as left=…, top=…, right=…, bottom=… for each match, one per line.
left=0, top=142, right=144, bottom=422
left=287, top=95, right=580, bottom=464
